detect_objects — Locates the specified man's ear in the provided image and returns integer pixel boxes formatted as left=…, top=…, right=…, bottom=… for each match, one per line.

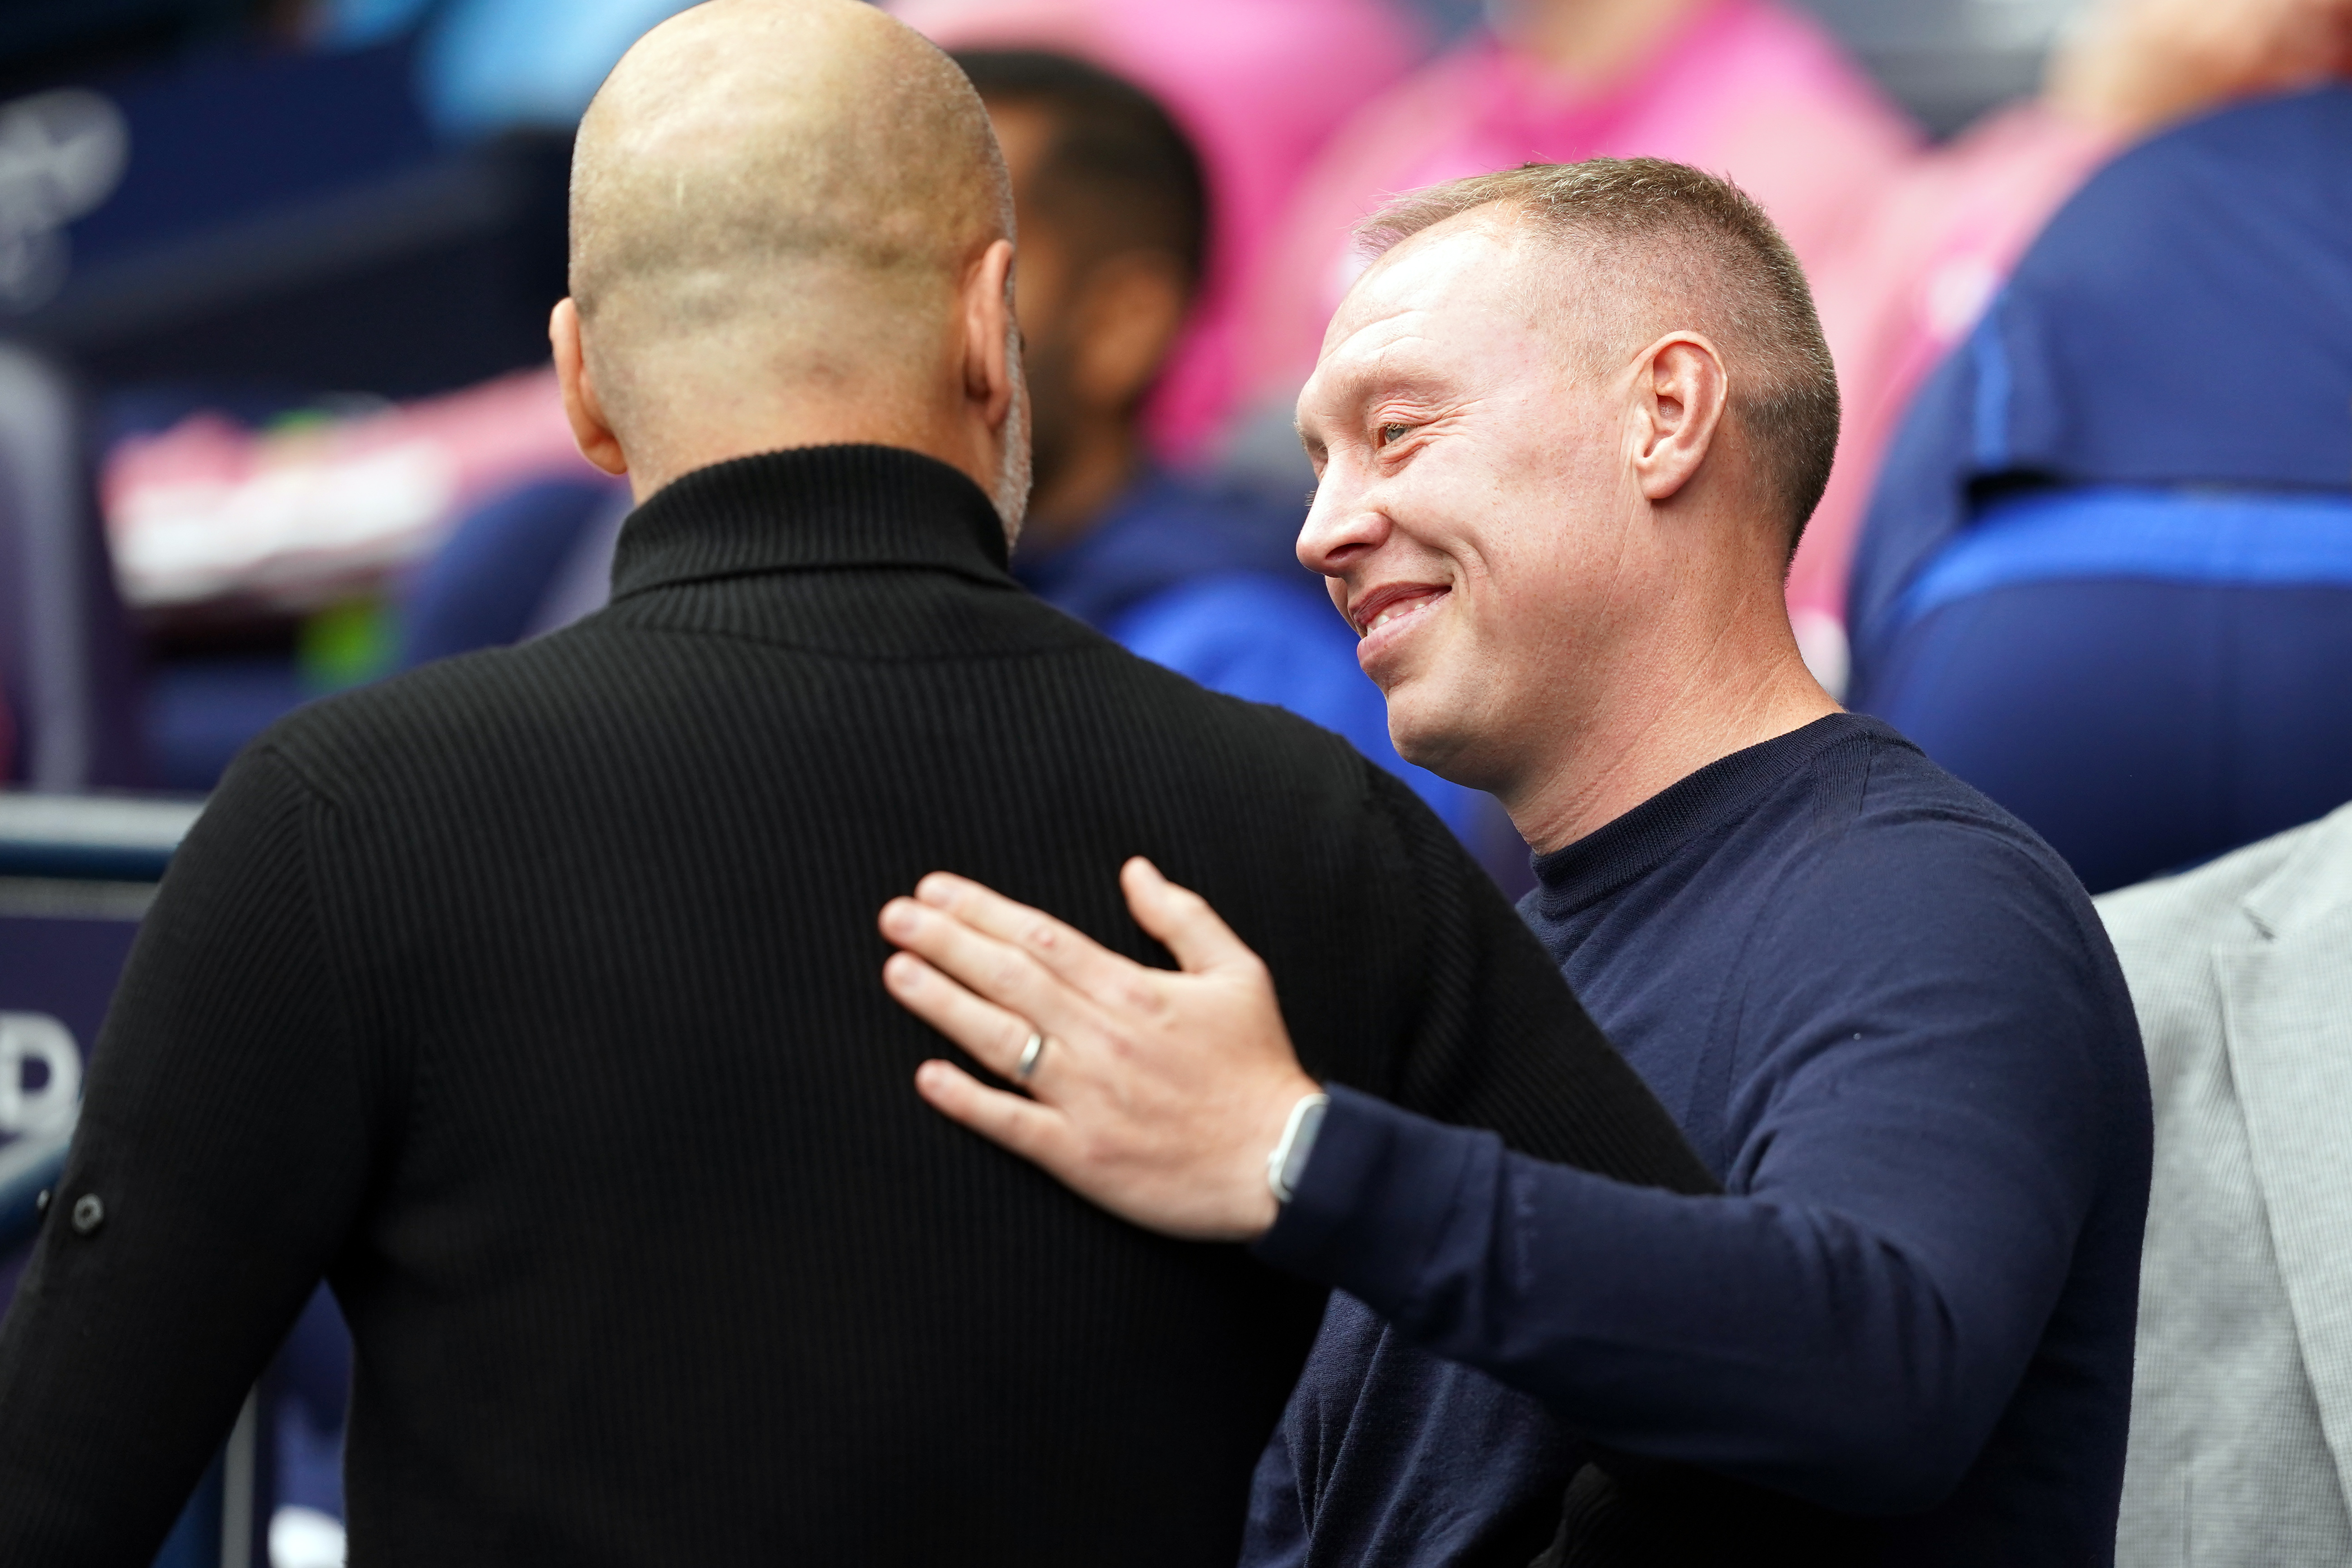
left=960, top=238, right=1019, bottom=432
left=551, top=298, right=628, bottom=478
left=1629, top=332, right=1728, bottom=504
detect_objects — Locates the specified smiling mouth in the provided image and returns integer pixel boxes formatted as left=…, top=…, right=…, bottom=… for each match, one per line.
left=1353, top=587, right=1448, bottom=640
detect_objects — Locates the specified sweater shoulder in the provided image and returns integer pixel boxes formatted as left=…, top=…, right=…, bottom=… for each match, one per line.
left=1827, top=725, right=2087, bottom=903
left=1736, top=724, right=2130, bottom=1024
left=250, top=605, right=1387, bottom=830
left=242, top=637, right=585, bottom=802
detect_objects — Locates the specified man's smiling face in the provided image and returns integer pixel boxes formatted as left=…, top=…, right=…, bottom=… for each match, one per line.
left=1296, top=212, right=1638, bottom=793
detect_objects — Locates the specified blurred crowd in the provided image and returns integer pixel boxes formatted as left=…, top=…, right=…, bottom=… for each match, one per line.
left=0, top=0, right=2347, bottom=1563
left=1, top=0, right=2347, bottom=890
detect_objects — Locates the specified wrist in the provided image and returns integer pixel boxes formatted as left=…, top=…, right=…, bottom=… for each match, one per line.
left=1232, top=1075, right=1321, bottom=1240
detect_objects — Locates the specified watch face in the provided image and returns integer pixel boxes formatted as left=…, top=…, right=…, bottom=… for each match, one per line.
left=1270, top=1093, right=1330, bottom=1204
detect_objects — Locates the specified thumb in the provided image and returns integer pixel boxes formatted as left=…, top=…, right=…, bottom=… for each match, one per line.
left=1121, top=858, right=1259, bottom=975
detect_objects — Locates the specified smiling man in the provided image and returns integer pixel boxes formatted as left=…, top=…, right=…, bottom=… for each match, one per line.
left=880, top=160, right=2154, bottom=1563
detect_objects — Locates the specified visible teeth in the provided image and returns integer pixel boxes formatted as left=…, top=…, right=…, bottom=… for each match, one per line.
left=1360, top=593, right=1442, bottom=637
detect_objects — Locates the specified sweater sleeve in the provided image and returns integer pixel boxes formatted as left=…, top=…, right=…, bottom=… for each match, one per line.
left=0, top=747, right=381, bottom=1565
left=1256, top=822, right=2130, bottom=1516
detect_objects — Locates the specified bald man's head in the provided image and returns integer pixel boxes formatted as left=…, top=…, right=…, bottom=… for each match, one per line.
left=563, top=0, right=1022, bottom=510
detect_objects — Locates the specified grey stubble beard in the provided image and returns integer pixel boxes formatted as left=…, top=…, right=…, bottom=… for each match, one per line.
left=992, top=318, right=1033, bottom=547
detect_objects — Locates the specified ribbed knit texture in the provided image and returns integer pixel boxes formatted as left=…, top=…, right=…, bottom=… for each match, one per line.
left=0, top=446, right=1707, bottom=1567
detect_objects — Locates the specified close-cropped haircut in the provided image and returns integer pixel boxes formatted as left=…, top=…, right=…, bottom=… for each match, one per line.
left=1359, top=159, right=1840, bottom=558
left=952, top=49, right=1209, bottom=288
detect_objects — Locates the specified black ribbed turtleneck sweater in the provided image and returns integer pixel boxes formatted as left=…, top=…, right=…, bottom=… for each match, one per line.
left=0, top=446, right=1708, bottom=1566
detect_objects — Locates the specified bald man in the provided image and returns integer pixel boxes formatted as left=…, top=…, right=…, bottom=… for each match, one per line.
left=0, top=5, right=1708, bottom=1563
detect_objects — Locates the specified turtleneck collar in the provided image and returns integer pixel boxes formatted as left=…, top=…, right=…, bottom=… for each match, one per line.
left=609, top=444, right=1012, bottom=603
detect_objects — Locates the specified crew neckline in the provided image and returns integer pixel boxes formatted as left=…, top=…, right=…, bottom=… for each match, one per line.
left=1527, top=712, right=1886, bottom=917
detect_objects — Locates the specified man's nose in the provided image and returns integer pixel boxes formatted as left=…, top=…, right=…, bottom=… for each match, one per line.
left=1296, top=471, right=1390, bottom=577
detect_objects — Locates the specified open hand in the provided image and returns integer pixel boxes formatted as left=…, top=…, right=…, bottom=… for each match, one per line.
left=877, top=858, right=1321, bottom=1242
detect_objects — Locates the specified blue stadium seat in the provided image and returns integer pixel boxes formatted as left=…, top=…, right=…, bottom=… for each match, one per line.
left=1847, top=86, right=2352, bottom=893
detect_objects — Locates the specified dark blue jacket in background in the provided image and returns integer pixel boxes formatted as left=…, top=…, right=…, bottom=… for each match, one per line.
left=1012, top=471, right=1477, bottom=836
left=1842, top=86, right=2352, bottom=893
left=1847, top=85, right=2352, bottom=683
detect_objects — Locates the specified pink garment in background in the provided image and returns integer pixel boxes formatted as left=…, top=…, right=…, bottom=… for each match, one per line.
left=1791, top=105, right=2117, bottom=643
left=889, top=0, right=1424, bottom=464
left=1241, top=0, right=1919, bottom=409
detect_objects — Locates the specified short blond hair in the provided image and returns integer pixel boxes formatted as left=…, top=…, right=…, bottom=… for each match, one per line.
left=1359, top=158, right=1840, bottom=557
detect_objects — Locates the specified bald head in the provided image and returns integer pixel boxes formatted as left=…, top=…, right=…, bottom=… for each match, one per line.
left=559, top=0, right=1024, bottom=512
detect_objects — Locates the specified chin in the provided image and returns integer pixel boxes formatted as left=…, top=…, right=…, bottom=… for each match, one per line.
left=1386, top=697, right=1478, bottom=786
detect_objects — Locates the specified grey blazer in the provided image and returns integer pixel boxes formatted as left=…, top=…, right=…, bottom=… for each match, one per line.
left=2098, top=801, right=2352, bottom=1565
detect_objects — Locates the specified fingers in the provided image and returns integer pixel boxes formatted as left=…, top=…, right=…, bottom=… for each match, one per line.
left=881, top=950, right=1045, bottom=1084
left=913, top=1059, right=1072, bottom=1167
left=912, top=872, right=1141, bottom=1001
left=880, top=896, right=1095, bottom=1040
left=1119, top=858, right=1261, bottom=975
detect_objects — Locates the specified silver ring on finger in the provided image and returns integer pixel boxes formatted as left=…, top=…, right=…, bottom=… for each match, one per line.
left=1015, top=1030, right=1047, bottom=1081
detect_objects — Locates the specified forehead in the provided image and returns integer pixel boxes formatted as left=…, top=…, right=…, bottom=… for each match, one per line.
left=1310, top=218, right=1554, bottom=398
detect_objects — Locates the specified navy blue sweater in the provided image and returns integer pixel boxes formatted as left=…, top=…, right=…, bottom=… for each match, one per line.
left=1247, top=714, right=2152, bottom=1564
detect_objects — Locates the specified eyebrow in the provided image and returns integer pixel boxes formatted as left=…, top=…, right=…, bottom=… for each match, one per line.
left=1351, top=337, right=1455, bottom=392
left=1312, top=357, right=1455, bottom=434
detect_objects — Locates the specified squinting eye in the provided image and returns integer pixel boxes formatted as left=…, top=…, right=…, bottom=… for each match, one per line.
left=1379, top=423, right=1412, bottom=446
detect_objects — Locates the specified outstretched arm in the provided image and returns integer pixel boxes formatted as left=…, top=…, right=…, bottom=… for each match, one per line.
left=880, top=839, right=2125, bottom=1513
left=881, top=838, right=1719, bottom=1240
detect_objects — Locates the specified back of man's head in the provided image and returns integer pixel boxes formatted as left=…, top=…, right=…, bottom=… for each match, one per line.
left=567, top=0, right=1013, bottom=492
left=1358, top=159, right=1840, bottom=559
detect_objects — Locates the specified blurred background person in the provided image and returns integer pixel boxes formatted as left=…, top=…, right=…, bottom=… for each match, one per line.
left=1845, top=81, right=2352, bottom=895
left=959, top=48, right=1477, bottom=833
left=1795, top=0, right=2352, bottom=690
left=891, top=0, right=1423, bottom=465
left=1234, top=0, right=1918, bottom=441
